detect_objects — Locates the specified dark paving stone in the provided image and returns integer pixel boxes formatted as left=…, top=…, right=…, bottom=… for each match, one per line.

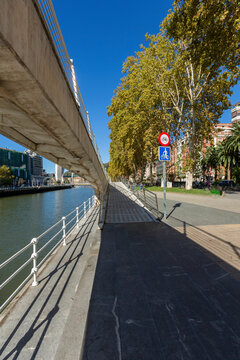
left=82, top=222, right=240, bottom=360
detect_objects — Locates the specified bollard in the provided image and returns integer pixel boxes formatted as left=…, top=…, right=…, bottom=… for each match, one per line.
left=31, top=237, right=39, bottom=286
left=62, top=216, right=66, bottom=246
left=76, top=206, right=79, bottom=228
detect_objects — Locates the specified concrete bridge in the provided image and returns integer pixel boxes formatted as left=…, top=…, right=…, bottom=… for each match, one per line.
left=0, top=0, right=107, bottom=197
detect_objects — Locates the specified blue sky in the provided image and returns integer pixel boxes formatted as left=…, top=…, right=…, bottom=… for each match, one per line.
left=0, top=0, right=239, bottom=172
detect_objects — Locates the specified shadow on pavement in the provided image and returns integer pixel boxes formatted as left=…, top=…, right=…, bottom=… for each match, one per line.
left=82, top=220, right=240, bottom=360
left=166, top=202, right=182, bottom=219
left=0, top=207, right=99, bottom=360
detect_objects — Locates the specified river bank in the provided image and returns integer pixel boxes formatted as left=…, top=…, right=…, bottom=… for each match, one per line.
left=0, top=184, right=74, bottom=197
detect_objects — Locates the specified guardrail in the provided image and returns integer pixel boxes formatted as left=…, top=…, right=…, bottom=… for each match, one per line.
left=124, top=181, right=163, bottom=220
left=0, top=195, right=97, bottom=313
left=33, top=0, right=106, bottom=175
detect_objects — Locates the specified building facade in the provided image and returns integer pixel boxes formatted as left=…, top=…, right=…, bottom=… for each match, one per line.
left=0, top=148, right=31, bottom=185
left=231, top=102, right=240, bottom=124
left=0, top=148, right=44, bottom=186
left=24, top=150, right=44, bottom=185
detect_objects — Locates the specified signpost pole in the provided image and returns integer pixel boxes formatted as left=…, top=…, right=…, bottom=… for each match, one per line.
left=163, top=161, right=167, bottom=219
left=158, top=132, right=171, bottom=220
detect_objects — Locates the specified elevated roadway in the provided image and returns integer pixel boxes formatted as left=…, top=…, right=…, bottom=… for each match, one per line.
left=0, top=0, right=107, bottom=197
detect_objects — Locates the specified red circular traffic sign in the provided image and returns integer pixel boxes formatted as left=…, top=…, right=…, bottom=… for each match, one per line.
left=158, top=132, right=170, bottom=146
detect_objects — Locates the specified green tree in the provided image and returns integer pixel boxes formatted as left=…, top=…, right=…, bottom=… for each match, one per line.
left=107, top=1, right=240, bottom=185
left=217, top=122, right=240, bottom=181
left=162, top=0, right=240, bottom=188
left=201, top=146, right=219, bottom=181
left=163, top=0, right=240, bottom=72
left=0, top=165, right=14, bottom=187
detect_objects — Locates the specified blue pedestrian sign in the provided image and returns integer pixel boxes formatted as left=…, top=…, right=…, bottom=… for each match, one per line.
left=159, top=146, right=171, bottom=161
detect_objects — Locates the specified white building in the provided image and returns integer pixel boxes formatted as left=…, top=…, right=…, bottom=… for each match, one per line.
left=231, top=102, right=240, bottom=124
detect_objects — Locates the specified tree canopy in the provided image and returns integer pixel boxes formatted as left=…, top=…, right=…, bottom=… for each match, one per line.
left=107, top=0, right=240, bottom=185
left=0, top=165, right=14, bottom=187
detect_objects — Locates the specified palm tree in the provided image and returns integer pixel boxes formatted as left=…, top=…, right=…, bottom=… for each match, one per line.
left=226, top=122, right=240, bottom=164
left=217, top=122, right=240, bottom=182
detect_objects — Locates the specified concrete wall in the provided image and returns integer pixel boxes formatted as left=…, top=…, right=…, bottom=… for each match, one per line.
left=0, top=0, right=107, bottom=197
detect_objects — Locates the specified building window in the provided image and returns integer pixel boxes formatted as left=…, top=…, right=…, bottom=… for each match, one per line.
left=8, top=152, right=11, bottom=160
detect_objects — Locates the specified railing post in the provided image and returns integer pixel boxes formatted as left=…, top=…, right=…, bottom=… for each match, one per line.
left=31, top=237, right=38, bottom=286
left=62, top=216, right=66, bottom=246
left=84, top=201, right=86, bottom=218
left=76, top=206, right=79, bottom=228
left=155, top=193, right=159, bottom=211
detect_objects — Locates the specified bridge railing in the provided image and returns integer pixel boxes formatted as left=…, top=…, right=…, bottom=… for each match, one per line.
left=33, top=0, right=106, bottom=175
left=0, top=195, right=97, bottom=313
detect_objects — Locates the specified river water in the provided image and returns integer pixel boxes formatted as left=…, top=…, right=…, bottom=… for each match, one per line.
left=0, top=186, right=94, bottom=308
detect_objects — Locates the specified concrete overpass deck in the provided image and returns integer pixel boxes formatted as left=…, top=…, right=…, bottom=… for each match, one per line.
left=1, top=183, right=240, bottom=359
left=0, top=0, right=107, bottom=196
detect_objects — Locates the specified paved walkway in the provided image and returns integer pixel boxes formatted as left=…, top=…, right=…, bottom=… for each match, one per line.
left=1, top=184, right=240, bottom=360
left=105, top=183, right=156, bottom=223
left=155, top=191, right=240, bottom=213
left=82, top=221, right=240, bottom=360
left=0, top=206, right=100, bottom=360
left=156, top=192, right=240, bottom=275
left=82, top=185, right=240, bottom=360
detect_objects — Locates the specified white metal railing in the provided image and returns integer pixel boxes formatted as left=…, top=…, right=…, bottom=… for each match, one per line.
left=123, top=181, right=163, bottom=220
left=0, top=195, right=97, bottom=313
left=33, top=0, right=106, bottom=175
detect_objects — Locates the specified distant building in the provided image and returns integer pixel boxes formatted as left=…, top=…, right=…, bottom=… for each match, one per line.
left=168, top=115, right=238, bottom=183
left=0, top=148, right=31, bottom=185
left=24, top=150, right=44, bottom=185
left=63, top=171, right=90, bottom=185
left=231, top=102, right=240, bottom=124
left=55, top=164, right=64, bottom=183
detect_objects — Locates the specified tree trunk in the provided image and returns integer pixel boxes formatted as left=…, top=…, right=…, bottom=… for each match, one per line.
left=149, top=163, right=153, bottom=185
left=185, top=103, right=195, bottom=190
left=185, top=171, right=193, bottom=190
left=140, top=163, right=145, bottom=182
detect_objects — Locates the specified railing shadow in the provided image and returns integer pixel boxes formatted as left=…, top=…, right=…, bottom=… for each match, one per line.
left=168, top=214, right=240, bottom=270
left=82, top=218, right=240, bottom=359
left=0, top=206, right=99, bottom=360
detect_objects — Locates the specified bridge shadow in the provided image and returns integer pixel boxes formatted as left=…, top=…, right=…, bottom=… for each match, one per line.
left=0, top=206, right=99, bottom=360
left=82, top=218, right=240, bottom=359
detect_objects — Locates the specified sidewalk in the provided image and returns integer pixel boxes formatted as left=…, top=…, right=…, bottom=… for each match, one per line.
left=156, top=191, right=240, bottom=274
left=82, top=221, right=240, bottom=360
left=155, top=191, right=240, bottom=213
left=0, top=207, right=101, bottom=360
left=82, top=183, right=240, bottom=360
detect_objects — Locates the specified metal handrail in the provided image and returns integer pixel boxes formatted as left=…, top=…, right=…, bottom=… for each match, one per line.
left=124, top=181, right=162, bottom=219
left=0, top=195, right=97, bottom=312
left=33, top=0, right=106, bottom=175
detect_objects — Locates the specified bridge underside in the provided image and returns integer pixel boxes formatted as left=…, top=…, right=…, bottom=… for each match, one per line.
left=0, top=0, right=107, bottom=197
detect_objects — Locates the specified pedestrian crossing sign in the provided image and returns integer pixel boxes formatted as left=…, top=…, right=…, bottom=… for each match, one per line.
left=159, top=146, right=171, bottom=161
